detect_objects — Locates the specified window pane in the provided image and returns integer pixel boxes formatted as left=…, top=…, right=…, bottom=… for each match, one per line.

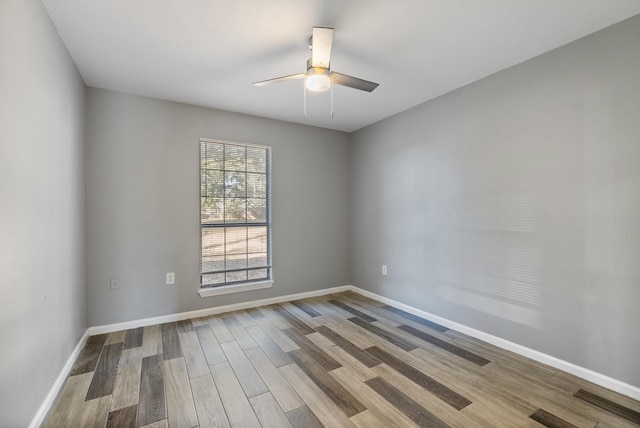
left=226, top=270, right=247, bottom=283
left=247, top=173, right=266, bottom=198
left=202, top=273, right=225, bottom=286
left=225, top=199, right=246, bottom=222
left=247, top=199, right=266, bottom=222
left=202, top=142, right=224, bottom=170
left=225, top=227, right=247, bottom=255
left=225, top=144, right=246, bottom=171
left=248, top=253, right=268, bottom=268
left=225, top=171, right=246, bottom=198
left=247, top=227, right=267, bottom=253
left=248, top=269, right=268, bottom=281
left=226, top=254, right=247, bottom=270
left=201, top=228, right=225, bottom=256
left=201, top=197, right=224, bottom=223
left=247, top=147, right=267, bottom=173
left=201, top=255, right=225, bottom=273
left=202, top=170, right=224, bottom=197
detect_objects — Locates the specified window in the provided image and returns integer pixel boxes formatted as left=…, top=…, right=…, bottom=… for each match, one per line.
left=199, top=139, right=272, bottom=296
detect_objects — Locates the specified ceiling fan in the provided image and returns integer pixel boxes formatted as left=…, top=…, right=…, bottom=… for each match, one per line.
left=253, top=27, right=379, bottom=117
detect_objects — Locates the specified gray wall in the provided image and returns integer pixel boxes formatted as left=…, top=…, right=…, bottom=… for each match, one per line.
left=350, top=15, right=640, bottom=387
left=0, top=0, right=87, bottom=426
left=85, top=88, right=351, bottom=326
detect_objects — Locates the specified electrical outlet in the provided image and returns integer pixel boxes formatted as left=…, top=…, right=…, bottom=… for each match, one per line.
left=166, top=272, right=175, bottom=285
left=110, top=278, right=120, bottom=290
left=382, top=265, right=387, bottom=275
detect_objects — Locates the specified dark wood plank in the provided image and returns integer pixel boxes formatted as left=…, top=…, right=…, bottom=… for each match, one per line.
left=106, top=405, right=137, bottom=428
left=69, top=334, right=108, bottom=376
left=366, top=376, right=451, bottom=428
left=286, top=405, right=324, bottom=428
left=397, top=324, right=490, bottom=366
left=290, top=300, right=323, bottom=317
left=85, top=342, right=123, bottom=400
left=382, top=305, right=448, bottom=332
left=365, top=346, right=472, bottom=410
left=283, top=328, right=341, bottom=371
left=137, top=354, right=166, bottom=427
left=328, top=299, right=377, bottom=322
left=273, top=304, right=315, bottom=334
left=530, top=408, right=579, bottom=428
left=123, top=327, right=143, bottom=349
left=315, top=325, right=381, bottom=368
left=574, top=389, right=640, bottom=424
left=161, top=322, right=183, bottom=360
left=176, top=319, right=194, bottom=334
left=348, top=317, right=418, bottom=352
left=288, top=349, right=366, bottom=417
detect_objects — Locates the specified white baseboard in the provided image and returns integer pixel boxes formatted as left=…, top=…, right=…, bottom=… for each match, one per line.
left=33, top=282, right=639, bottom=427
left=29, top=330, right=89, bottom=428
left=349, top=286, right=640, bottom=401
left=87, top=285, right=352, bottom=335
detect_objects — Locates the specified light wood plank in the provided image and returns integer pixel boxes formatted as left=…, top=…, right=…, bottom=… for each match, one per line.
left=105, top=330, right=126, bottom=345
left=179, top=330, right=209, bottom=378
left=164, top=357, right=198, bottom=428
left=279, top=363, right=356, bottom=428
left=77, top=395, right=111, bottom=428
left=285, top=406, right=324, bottom=428
left=111, top=347, right=143, bottom=410
left=195, top=324, right=227, bottom=365
left=142, top=324, right=162, bottom=357
left=244, top=346, right=305, bottom=413
left=139, top=420, right=168, bottom=428
left=210, top=361, right=262, bottom=428
left=250, top=392, right=294, bottom=428
left=246, top=324, right=293, bottom=367
left=220, top=340, right=269, bottom=398
left=191, top=374, right=231, bottom=428
left=209, top=316, right=235, bottom=342
left=43, top=373, right=93, bottom=428
left=161, top=322, right=182, bottom=360
left=223, top=315, right=258, bottom=349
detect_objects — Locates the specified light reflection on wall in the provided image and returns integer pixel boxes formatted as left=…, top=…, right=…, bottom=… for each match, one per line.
left=439, top=192, right=541, bottom=327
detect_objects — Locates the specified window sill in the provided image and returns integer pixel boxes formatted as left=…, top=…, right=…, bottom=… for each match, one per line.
left=198, top=280, right=274, bottom=297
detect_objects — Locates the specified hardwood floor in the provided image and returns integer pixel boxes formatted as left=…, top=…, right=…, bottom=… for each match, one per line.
left=43, top=291, right=640, bottom=427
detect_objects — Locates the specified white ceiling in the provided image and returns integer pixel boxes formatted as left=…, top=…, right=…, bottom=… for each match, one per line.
left=42, top=1, right=640, bottom=132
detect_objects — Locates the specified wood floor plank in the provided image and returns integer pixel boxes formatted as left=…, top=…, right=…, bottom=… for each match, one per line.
left=70, top=334, right=108, bottom=375
left=77, top=395, right=111, bottom=428
left=288, top=348, right=366, bottom=417
left=209, top=316, right=236, bottom=342
left=382, top=305, right=449, bottom=332
left=220, top=340, right=269, bottom=398
left=245, top=346, right=305, bottom=413
left=366, top=376, right=451, bottom=428
left=105, top=330, right=126, bottom=345
left=161, top=322, right=182, bottom=360
left=194, top=324, right=227, bottom=365
left=328, top=299, right=378, bottom=322
left=210, top=361, right=262, bottom=428
left=574, top=389, right=640, bottom=424
left=43, top=373, right=93, bottom=428
left=290, top=299, right=323, bottom=317
left=124, top=327, right=144, bottom=349
left=164, top=357, right=198, bottom=428
left=139, top=420, right=168, bottom=428
left=250, top=392, right=294, bottom=428
left=191, top=374, right=231, bottom=428
left=365, top=345, right=472, bottom=410
left=111, top=347, right=142, bottom=410
left=246, top=324, right=293, bottom=367
left=285, top=405, right=324, bottom=428
left=279, top=363, right=356, bottom=427
left=255, top=316, right=300, bottom=353
left=247, top=307, right=266, bottom=319
left=315, top=325, right=381, bottom=368
left=223, top=314, right=258, bottom=349
left=176, top=319, right=194, bottom=333
left=398, top=324, right=491, bottom=366
left=349, top=317, right=418, bottom=352
left=283, top=327, right=342, bottom=371
left=86, top=342, right=123, bottom=400
left=530, top=408, right=580, bottom=428
left=273, top=304, right=316, bottom=334
left=137, top=354, right=166, bottom=427
left=179, top=330, right=210, bottom=378
left=106, top=404, right=137, bottom=428
left=142, top=324, right=162, bottom=357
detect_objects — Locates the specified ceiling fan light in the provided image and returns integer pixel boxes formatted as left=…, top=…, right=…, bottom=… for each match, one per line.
left=305, top=68, right=331, bottom=92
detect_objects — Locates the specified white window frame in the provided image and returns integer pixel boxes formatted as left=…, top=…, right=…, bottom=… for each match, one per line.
left=198, top=138, right=273, bottom=297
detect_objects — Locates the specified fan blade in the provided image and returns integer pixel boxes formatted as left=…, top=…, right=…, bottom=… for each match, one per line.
left=331, top=72, right=379, bottom=92
left=311, top=27, right=333, bottom=68
left=252, top=73, right=305, bottom=87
